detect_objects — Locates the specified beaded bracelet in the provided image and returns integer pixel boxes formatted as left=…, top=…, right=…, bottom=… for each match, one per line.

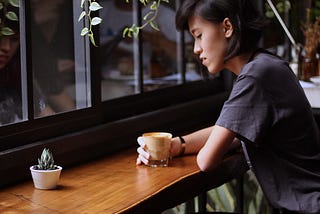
left=178, top=136, right=186, bottom=157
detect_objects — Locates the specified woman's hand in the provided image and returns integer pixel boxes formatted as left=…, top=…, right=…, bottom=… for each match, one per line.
left=136, top=136, right=183, bottom=165
left=136, top=136, right=151, bottom=165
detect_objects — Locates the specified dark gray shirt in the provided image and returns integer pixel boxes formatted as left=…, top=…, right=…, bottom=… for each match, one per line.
left=216, top=52, right=320, bottom=213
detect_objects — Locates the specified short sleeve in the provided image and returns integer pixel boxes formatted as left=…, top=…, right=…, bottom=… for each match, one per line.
left=216, top=75, right=272, bottom=144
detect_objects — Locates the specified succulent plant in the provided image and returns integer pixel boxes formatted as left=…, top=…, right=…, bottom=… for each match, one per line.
left=35, top=148, right=57, bottom=170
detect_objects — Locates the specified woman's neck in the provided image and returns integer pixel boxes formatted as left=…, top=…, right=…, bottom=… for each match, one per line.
left=225, top=51, right=254, bottom=76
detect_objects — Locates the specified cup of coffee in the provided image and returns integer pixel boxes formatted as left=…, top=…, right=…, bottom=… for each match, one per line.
left=142, top=132, right=172, bottom=167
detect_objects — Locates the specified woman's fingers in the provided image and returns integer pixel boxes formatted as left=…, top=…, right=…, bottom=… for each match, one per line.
left=137, top=136, right=145, bottom=147
left=136, top=157, right=142, bottom=165
left=136, top=136, right=150, bottom=165
left=136, top=154, right=149, bottom=165
left=137, top=146, right=150, bottom=159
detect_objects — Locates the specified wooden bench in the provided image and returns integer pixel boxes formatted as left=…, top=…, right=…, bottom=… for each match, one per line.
left=0, top=148, right=247, bottom=213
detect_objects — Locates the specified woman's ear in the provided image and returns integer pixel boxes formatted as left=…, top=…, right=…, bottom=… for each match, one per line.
left=222, top=18, right=233, bottom=38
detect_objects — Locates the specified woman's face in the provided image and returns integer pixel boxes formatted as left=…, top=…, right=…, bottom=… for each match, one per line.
left=0, top=34, right=20, bottom=70
left=188, top=15, right=230, bottom=74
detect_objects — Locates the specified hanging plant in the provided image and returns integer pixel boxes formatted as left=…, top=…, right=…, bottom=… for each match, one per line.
left=78, top=0, right=103, bottom=47
left=79, top=0, right=169, bottom=46
left=122, top=0, right=169, bottom=38
left=0, top=0, right=19, bottom=37
left=265, top=0, right=291, bottom=19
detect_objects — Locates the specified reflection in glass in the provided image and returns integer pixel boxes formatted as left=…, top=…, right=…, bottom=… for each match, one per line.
left=30, top=0, right=91, bottom=117
left=99, top=0, right=201, bottom=101
left=99, top=0, right=135, bottom=101
left=0, top=4, right=24, bottom=126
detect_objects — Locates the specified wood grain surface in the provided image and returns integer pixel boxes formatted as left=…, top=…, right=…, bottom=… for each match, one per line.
left=0, top=148, right=247, bottom=213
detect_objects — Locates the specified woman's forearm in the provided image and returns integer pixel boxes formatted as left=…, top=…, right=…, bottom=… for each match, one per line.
left=183, top=126, right=214, bottom=154
left=170, top=126, right=214, bottom=157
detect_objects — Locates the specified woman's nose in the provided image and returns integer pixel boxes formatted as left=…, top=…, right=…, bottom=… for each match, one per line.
left=193, top=42, right=202, bottom=55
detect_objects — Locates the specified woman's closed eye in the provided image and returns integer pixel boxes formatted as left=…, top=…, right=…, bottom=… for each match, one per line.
left=195, top=34, right=202, bottom=40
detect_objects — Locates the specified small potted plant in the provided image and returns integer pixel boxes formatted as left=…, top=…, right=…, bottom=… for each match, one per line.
left=30, top=148, right=62, bottom=190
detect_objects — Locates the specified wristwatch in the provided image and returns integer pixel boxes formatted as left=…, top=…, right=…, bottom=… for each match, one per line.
left=178, top=136, right=185, bottom=156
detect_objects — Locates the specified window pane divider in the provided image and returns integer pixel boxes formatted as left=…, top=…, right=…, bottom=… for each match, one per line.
left=176, top=0, right=186, bottom=84
left=133, top=0, right=143, bottom=93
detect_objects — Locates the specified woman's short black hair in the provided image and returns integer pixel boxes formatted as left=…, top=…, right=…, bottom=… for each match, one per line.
left=176, top=0, right=267, bottom=60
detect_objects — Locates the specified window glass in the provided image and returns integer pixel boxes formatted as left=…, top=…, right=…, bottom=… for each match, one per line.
left=0, top=3, right=25, bottom=126
left=30, top=0, right=91, bottom=117
left=99, top=0, right=135, bottom=100
left=141, top=3, right=179, bottom=92
left=140, top=4, right=201, bottom=91
left=99, top=0, right=201, bottom=100
left=185, top=41, right=204, bottom=82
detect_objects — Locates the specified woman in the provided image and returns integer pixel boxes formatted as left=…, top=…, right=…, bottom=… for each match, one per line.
left=31, top=0, right=76, bottom=113
left=136, top=0, right=320, bottom=213
left=0, top=6, right=54, bottom=126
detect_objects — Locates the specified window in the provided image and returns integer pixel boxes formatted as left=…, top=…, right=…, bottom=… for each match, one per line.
left=0, top=0, right=227, bottom=187
left=99, top=0, right=203, bottom=101
left=30, top=0, right=91, bottom=117
left=0, top=0, right=222, bottom=147
left=0, top=0, right=231, bottom=141
left=0, top=1, right=25, bottom=126
left=0, top=0, right=95, bottom=149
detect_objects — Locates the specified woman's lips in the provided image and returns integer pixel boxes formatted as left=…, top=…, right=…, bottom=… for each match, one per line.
left=200, top=58, right=207, bottom=66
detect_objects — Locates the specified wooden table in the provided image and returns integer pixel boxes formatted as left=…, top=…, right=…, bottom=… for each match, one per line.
left=0, top=148, right=247, bottom=213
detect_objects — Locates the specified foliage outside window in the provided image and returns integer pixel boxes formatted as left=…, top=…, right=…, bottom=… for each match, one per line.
left=79, top=0, right=169, bottom=46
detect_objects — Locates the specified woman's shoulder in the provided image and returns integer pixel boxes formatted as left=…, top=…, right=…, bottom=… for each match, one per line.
left=243, top=51, right=289, bottom=76
left=238, top=50, right=296, bottom=89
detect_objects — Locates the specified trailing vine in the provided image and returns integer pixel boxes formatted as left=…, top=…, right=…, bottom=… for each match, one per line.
left=122, top=0, right=169, bottom=38
left=78, top=0, right=103, bottom=46
left=79, top=0, right=169, bottom=46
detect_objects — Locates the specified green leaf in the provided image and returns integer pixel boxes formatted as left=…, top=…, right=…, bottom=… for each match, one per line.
left=150, top=21, right=159, bottom=31
left=78, top=11, right=86, bottom=22
left=143, top=11, right=154, bottom=21
left=8, top=0, right=19, bottom=7
left=224, top=183, right=235, bottom=210
left=6, top=11, right=18, bottom=21
left=91, top=17, right=102, bottom=26
left=89, top=2, right=103, bottom=11
left=89, top=34, right=97, bottom=47
left=248, top=201, right=256, bottom=214
left=265, top=10, right=274, bottom=18
left=150, top=1, right=158, bottom=10
left=132, top=25, right=140, bottom=38
left=81, top=0, right=85, bottom=8
left=0, top=3, right=3, bottom=10
left=122, top=27, right=132, bottom=38
left=80, top=27, right=89, bottom=36
left=140, top=0, right=148, bottom=6
left=37, top=148, right=56, bottom=170
left=1, top=27, right=14, bottom=36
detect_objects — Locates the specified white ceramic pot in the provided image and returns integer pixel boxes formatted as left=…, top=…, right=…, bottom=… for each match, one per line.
left=30, top=165, right=62, bottom=190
